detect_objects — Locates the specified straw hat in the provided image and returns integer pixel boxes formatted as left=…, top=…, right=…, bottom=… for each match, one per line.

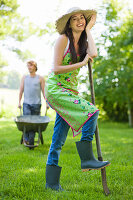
left=56, top=7, right=97, bottom=34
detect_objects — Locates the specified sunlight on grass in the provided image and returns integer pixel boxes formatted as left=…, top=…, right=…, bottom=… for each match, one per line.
left=120, top=138, right=132, bottom=144
left=24, top=168, right=37, bottom=174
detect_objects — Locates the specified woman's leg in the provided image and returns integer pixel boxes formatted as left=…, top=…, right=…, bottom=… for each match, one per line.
left=76, top=111, right=110, bottom=170
left=47, top=112, right=70, bottom=166
left=81, top=111, right=99, bottom=141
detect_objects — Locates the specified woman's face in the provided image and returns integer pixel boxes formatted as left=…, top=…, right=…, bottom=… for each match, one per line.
left=69, top=13, right=86, bottom=33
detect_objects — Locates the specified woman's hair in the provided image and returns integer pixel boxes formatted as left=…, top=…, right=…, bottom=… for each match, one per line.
left=27, top=60, right=37, bottom=71
left=64, top=16, right=88, bottom=63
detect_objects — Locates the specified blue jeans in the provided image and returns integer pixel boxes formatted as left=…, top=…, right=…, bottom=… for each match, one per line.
left=23, top=103, right=41, bottom=145
left=47, top=111, right=99, bottom=166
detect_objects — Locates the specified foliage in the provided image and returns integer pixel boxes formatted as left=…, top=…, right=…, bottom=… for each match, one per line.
left=0, top=52, right=8, bottom=83
left=0, top=0, right=55, bottom=83
left=0, top=0, right=31, bottom=80
left=0, top=120, right=133, bottom=199
left=80, top=0, right=133, bottom=124
left=0, top=0, right=42, bottom=41
left=94, top=0, right=133, bottom=124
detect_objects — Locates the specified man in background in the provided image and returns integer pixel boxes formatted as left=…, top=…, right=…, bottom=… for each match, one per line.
left=18, top=60, right=48, bottom=148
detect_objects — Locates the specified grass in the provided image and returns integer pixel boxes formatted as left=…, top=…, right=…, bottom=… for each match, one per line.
left=0, top=119, right=133, bottom=200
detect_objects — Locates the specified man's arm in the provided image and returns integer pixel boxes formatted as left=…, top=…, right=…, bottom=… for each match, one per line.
left=18, top=76, right=25, bottom=108
left=40, top=76, right=45, bottom=99
left=40, top=76, right=49, bottom=109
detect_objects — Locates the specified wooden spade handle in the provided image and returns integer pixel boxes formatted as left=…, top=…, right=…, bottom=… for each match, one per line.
left=88, top=61, right=110, bottom=195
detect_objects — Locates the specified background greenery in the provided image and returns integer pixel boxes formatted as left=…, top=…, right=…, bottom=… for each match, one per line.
left=0, top=0, right=133, bottom=126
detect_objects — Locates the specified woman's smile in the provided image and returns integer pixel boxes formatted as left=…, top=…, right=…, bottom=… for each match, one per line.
left=77, top=23, right=84, bottom=27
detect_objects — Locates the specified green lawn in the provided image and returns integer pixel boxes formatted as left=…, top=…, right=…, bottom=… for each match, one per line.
left=0, top=119, right=133, bottom=200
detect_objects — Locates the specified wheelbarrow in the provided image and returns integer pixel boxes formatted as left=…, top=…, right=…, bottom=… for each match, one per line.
left=14, top=110, right=50, bottom=149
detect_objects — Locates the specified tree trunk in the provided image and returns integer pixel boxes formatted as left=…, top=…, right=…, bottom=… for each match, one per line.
left=128, top=100, right=133, bottom=127
left=128, top=107, right=133, bottom=127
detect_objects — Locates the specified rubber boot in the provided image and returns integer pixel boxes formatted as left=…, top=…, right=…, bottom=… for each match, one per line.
left=45, top=164, right=63, bottom=191
left=76, top=141, right=110, bottom=171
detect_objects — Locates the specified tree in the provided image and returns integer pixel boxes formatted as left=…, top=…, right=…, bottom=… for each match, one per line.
left=79, top=0, right=133, bottom=126
left=0, top=0, right=55, bottom=82
left=0, top=0, right=34, bottom=80
left=93, top=0, right=133, bottom=126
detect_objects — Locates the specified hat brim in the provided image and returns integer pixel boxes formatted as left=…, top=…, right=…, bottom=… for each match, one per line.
left=56, top=9, right=97, bottom=34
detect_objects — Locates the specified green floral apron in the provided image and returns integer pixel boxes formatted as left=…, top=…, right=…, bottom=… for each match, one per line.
left=45, top=48, right=99, bottom=136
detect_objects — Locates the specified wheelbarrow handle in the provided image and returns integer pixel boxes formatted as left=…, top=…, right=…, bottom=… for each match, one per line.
left=19, top=105, right=48, bottom=116
left=45, top=107, right=48, bottom=116
left=19, top=107, right=22, bottom=116
left=45, top=102, right=50, bottom=116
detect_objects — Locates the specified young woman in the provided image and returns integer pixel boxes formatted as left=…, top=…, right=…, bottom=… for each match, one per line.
left=45, top=7, right=110, bottom=190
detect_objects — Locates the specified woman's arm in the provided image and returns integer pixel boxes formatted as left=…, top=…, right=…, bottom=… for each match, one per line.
left=86, top=15, right=98, bottom=58
left=53, top=34, right=91, bottom=75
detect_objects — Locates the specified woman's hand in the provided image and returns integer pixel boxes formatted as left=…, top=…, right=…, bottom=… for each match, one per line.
left=86, top=14, right=97, bottom=31
left=81, top=54, right=93, bottom=66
